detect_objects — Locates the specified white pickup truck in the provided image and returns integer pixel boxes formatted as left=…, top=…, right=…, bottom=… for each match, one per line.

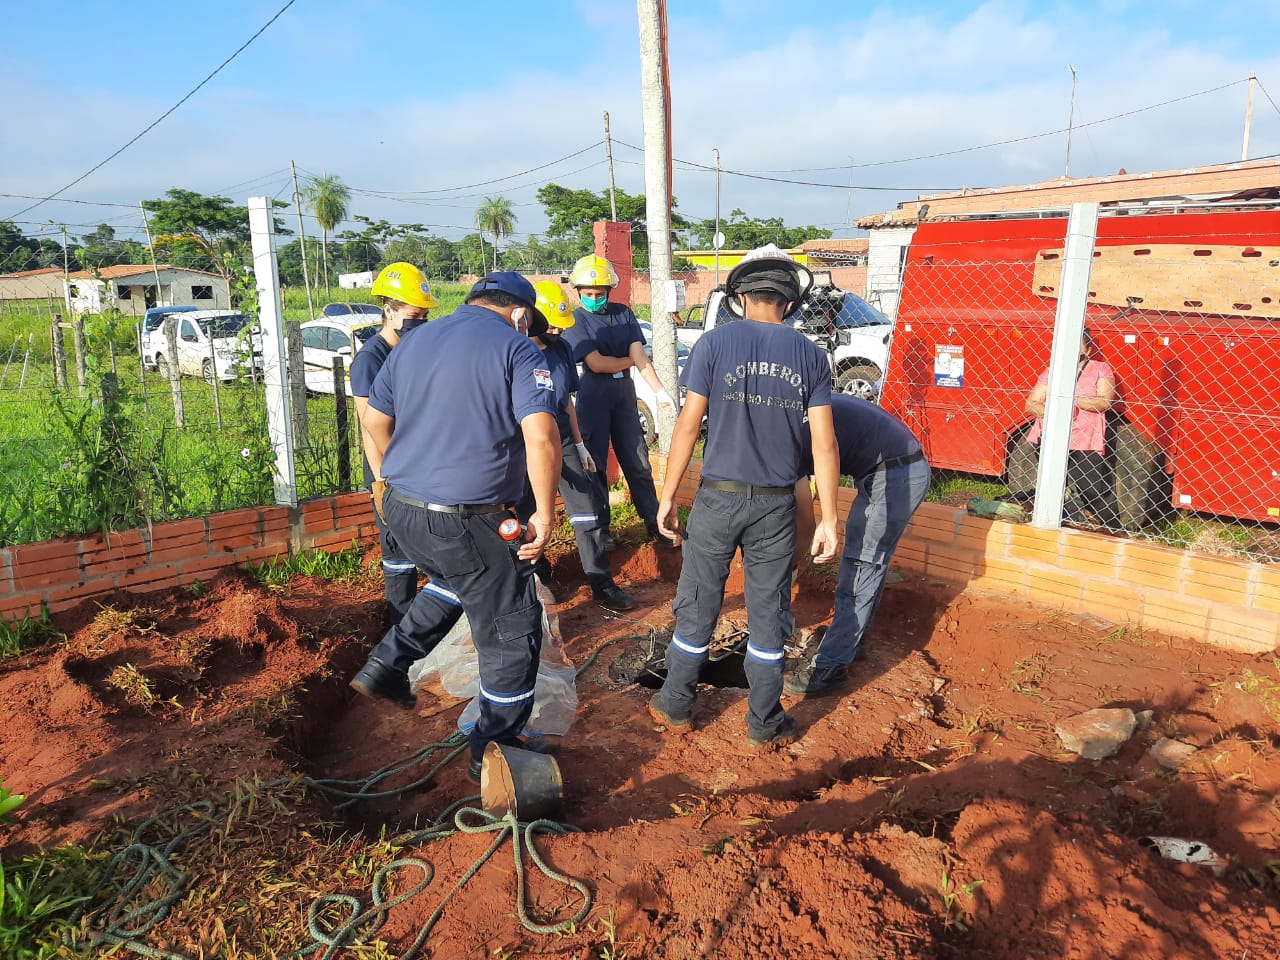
left=677, top=279, right=893, bottom=400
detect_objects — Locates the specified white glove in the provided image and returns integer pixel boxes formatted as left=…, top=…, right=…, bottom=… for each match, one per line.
left=575, top=441, right=596, bottom=472
left=656, top=388, right=677, bottom=411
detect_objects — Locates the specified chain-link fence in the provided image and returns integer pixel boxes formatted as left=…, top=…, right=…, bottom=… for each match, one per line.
left=880, top=205, right=1280, bottom=558
left=0, top=303, right=361, bottom=547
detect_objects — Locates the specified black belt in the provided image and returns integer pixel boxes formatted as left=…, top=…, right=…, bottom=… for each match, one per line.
left=876, top=450, right=927, bottom=471
left=387, top=488, right=508, bottom=514
left=700, top=478, right=793, bottom=498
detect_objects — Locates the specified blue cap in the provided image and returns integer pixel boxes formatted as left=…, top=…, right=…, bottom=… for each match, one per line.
left=469, top=272, right=537, bottom=309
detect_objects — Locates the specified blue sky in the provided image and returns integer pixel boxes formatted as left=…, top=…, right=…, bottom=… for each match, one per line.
left=4, top=0, right=1279, bottom=247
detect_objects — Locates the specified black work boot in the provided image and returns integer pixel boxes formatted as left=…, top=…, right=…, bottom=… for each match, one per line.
left=784, top=661, right=851, bottom=698
left=349, top=657, right=417, bottom=710
left=593, top=582, right=636, bottom=610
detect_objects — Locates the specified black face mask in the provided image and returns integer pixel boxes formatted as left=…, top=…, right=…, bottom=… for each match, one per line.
left=398, top=316, right=428, bottom=335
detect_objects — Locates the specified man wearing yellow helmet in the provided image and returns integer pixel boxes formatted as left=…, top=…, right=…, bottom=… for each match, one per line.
left=518, top=281, right=636, bottom=609
left=350, top=262, right=439, bottom=626
left=563, top=254, right=676, bottom=548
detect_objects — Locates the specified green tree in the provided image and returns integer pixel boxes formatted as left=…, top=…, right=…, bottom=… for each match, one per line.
left=687, top=208, right=831, bottom=250
left=142, top=189, right=256, bottom=284
left=302, top=172, right=351, bottom=295
left=536, top=184, right=688, bottom=270
left=474, top=195, right=516, bottom=272
left=77, top=224, right=144, bottom=270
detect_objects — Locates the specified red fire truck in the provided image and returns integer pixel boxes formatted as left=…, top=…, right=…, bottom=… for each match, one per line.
left=879, top=206, right=1280, bottom=526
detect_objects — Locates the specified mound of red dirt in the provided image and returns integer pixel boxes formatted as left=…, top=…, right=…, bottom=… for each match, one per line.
left=2, top=542, right=1278, bottom=958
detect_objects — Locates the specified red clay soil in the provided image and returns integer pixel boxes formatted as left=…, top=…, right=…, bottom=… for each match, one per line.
left=3, top=535, right=1280, bottom=959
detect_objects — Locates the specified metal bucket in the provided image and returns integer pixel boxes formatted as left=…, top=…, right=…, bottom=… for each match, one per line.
left=480, top=742, right=564, bottom=821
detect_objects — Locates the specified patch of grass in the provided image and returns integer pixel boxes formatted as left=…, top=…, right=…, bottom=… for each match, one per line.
left=246, top=543, right=369, bottom=588
left=0, top=846, right=99, bottom=958
left=0, top=606, right=63, bottom=660
left=1238, top=659, right=1280, bottom=724
left=928, top=473, right=1009, bottom=505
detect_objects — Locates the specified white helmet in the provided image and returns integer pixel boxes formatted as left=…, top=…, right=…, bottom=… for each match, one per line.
left=724, top=244, right=813, bottom=317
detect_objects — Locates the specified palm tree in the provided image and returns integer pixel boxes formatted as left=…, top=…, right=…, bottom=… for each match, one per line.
left=475, top=196, right=516, bottom=272
left=303, top=172, right=351, bottom=295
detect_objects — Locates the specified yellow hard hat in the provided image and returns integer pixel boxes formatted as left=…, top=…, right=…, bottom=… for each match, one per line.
left=533, top=281, right=575, bottom=329
left=372, top=262, right=440, bottom=309
left=569, top=254, right=620, bottom=289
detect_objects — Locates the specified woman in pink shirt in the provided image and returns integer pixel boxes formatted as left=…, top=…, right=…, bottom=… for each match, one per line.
left=1024, top=329, right=1120, bottom=531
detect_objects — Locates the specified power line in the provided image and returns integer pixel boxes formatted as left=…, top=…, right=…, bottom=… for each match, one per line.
left=1257, top=78, right=1280, bottom=119
left=689, top=78, right=1249, bottom=175
left=328, top=142, right=605, bottom=197
left=3, top=0, right=298, bottom=222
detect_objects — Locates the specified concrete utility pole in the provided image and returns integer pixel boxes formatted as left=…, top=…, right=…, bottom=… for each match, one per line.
left=1064, top=65, right=1078, bottom=178
left=713, top=148, right=722, bottom=286
left=604, top=111, right=618, bottom=222
left=291, top=160, right=316, bottom=318
left=1242, top=72, right=1257, bottom=161
left=636, top=0, right=679, bottom=451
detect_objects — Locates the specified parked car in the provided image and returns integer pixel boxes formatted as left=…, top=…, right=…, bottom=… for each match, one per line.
left=677, top=280, right=894, bottom=400
left=144, top=310, right=263, bottom=382
left=299, top=315, right=383, bottom=395
left=634, top=321, right=690, bottom=445
left=321, top=302, right=382, bottom=318
left=139, top=306, right=198, bottom=371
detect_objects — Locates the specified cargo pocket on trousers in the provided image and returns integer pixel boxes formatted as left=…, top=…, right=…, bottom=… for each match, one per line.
left=672, top=581, right=710, bottom=640
left=493, top=604, right=540, bottom=643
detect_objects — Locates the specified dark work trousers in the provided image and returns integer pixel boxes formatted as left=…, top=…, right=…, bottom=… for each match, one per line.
left=1065, top=450, right=1120, bottom=531
left=659, top=486, right=796, bottom=740
left=371, top=497, right=419, bottom=626
left=576, top=372, right=660, bottom=533
left=816, top=458, right=931, bottom=667
left=517, top=436, right=614, bottom=592
left=373, top=494, right=543, bottom=763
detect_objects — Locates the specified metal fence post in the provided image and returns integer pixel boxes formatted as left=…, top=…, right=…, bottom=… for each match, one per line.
left=1032, top=201, right=1099, bottom=529
left=248, top=196, right=298, bottom=507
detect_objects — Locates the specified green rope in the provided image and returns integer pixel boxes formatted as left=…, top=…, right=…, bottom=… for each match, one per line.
left=302, top=732, right=468, bottom=809
left=64, top=801, right=216, bottom=960
left=288, top=804, right=591, bottom=958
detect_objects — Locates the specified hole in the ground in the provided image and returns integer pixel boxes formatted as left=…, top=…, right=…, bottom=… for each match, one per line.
left=607, top=636, right=749, bottom=690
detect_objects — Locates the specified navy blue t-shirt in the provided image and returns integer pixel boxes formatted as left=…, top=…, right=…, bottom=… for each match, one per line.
left=538, top=337, right=579, bottom=441
left=684, top=320, right=832, bottom=487
left=349, top=332, right=393, bottom=487
left=800, top=394, right=923, bottom=478
left=368, top=305, right=558, bottom=505
left=563, top=302, right=645, bottom=366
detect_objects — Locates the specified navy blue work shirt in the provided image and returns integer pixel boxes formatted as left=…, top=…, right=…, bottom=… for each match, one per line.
left=367, top=304, right=558, bottom=505
left=537, top=336, right=579, bottom=441
left=564, top=302, right=645, bottom=368
left=800, top=394, right=923, bottom=479
left=349, top=332, right=393, bottom=487
left=684, top=320, right=832, bottom=487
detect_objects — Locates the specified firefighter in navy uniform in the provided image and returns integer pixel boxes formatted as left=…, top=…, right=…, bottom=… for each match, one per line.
left=519, top=280, right=636, bottom=610
left=785, top=394, right=931, bottom=696
left=563, top=254, right=676, bottom=547
left=350, top=271, right=562, bottom=784
left=647, top=245, right=841, bottom=747
left=348, top=262, right=438, bottom=626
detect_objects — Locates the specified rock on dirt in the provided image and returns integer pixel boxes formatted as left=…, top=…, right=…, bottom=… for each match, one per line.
left=1148, top=737, right=1199, bottom=769
left=1055, top=707, right=1138, bottom=759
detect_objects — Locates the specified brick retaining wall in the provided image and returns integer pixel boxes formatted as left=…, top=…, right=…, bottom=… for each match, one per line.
left=653, top=455, right=1280, bottom=654
left=1, top=493, right=379, bottom=620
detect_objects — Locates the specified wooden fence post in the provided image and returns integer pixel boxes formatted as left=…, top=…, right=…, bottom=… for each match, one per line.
left=50, top=318, right=67, bottom=389
left=286, top=321, right=308, bottom=446
left=333, top=356, right=350, bottom=492
left=164, top=315, right=185, bottom=428
left=72, top=316, right=88, bottom=394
